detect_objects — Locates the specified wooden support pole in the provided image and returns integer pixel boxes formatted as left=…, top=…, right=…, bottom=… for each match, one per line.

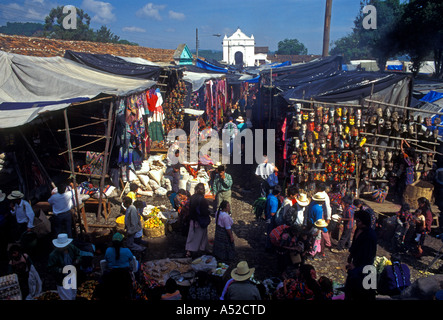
left=63, top=109, right=85, bottom=236
left=97, top=101, right=114, bottom=222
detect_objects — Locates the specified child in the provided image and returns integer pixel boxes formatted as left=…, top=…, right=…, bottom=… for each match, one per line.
left=413, top=209, right=426, bottom=243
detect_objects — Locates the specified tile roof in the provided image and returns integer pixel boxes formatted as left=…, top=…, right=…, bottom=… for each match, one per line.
left=0, top=33, right=176, bottom=63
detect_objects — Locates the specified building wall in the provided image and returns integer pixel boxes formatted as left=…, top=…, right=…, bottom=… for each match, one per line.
left=222, top=29, right=256, bottom=67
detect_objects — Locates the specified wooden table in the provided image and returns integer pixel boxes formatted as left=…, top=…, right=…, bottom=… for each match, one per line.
left=83, top=197, right=111, bottom=220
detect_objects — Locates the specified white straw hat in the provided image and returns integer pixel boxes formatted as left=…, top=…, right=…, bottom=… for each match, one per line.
left=52, top=233, right=73, bottom=248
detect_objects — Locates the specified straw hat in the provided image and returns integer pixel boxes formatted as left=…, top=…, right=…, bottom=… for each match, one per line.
left=7, top=190, right=24, bottom=200
left=296, top=193, right=310, bottom=207
left=236, top=116, right=244, bottom=122
left=52, top=233, right=73, bottom=248
left=312, top=192, right=326, bottom=202
left=314, top=219, right=329, bottom=228
left=212, top=161, right=222, bottom=168
left=0, top=190, right=5, bottom=202
left=231, top=261, right=255, bottom=281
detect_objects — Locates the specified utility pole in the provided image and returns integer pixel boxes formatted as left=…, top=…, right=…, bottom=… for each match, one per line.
left=322, top=0, right=333, bottom=57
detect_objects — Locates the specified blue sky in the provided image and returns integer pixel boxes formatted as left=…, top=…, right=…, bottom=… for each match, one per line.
left=0, top=0, right=363, bottom=54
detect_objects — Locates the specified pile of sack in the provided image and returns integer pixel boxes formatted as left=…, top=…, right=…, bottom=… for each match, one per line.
left=126, top=155, right=212, bottom=197
left=123, top=155, right=171, bottom=197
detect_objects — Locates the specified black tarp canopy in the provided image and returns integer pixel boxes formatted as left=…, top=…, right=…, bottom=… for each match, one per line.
left=262, top=55, right=343, bottom=89
left=64, top=50, right=163, bottom=81
left=281, top=70, right=412, bottom=105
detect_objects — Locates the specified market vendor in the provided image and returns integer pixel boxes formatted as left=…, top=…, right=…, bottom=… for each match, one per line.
left=47, top=233, right=81, bottom=300
left=212, top=165, right=233, bottom=210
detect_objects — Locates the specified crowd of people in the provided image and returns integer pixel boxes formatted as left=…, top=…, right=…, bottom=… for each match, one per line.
left=0, top=110, right=439, bottom=302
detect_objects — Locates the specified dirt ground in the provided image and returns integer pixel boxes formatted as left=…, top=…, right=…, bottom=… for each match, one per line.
left=28, top=161, right=443, bottom=299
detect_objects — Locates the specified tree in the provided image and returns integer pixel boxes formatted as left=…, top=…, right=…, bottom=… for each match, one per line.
left=276, top=39, right=308, bottom=55
left=95, top=25, right=119, bottom=43
left=44, top=6, right=95, bottom=41
left=329, top=0, right=405, bottom=70
left=391, top=0, right=443, bottom=78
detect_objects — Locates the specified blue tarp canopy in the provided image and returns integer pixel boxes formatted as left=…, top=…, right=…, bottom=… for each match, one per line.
left=195, top=58, right=228, bottom=73
left=420, top=90, right=443, bottom=103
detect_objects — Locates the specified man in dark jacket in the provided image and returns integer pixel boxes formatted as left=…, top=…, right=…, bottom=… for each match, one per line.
left=344, top=210, right=377, bottom=301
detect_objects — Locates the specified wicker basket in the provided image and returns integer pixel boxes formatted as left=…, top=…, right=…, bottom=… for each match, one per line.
left=403, top=180, right=434, bottom=209
left=143, top=225, right=165, bottom=238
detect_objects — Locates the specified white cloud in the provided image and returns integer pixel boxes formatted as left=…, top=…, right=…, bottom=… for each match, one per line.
left=136, top=3, right=165, bottom=21
left=122, top=26, right=146, bottom=33
left=168, top=10, right=185, bottom=21
left=0, top=1, right=49, bottom=21
left=81, top=0, right=115, bottom=24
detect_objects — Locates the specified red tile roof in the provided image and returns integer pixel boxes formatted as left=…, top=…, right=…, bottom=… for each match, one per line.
left=0, top=33, right=176, bottom=63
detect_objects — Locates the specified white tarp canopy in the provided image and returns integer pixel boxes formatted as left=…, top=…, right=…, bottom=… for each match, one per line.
left=182, top=71, right=225, bottom=92
left=0, top=51, right=157, bottom=129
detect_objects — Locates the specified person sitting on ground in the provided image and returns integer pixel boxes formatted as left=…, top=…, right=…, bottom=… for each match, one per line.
left=8, top=244, right=39, bottom=299
left=270, top=224, right=304, bottom=276
left=224, top=261, right=261, bottom=300
left=104, top=232, right=135, bottom=270
left=273, top=264, right=322, bottom=300
left=161, top=278, right=182, bottom=300
left=392, top=203, right=412, bottom=250
left=187, top=271, right=219, bottom=300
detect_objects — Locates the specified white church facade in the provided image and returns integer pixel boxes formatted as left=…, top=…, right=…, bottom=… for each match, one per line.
left=222, top=28, right=269, bottom=67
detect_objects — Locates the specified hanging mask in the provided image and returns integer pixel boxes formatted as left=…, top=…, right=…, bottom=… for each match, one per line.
left=323, top=113, right=329, bottom=124
left=323, top=124, right=330, bottom=136
left=294, top=138, right=300, bottom=149
left=392, top=111, right=399, bottom=122
left=331, top=124, right=337, bottom=133
left=408, top=124, right=415, bottom=135
left=385, top=121, right=392, bottom=130
left=345, top=126, right=350, bottom=134
left=359, top=137, right=367, bottom=147
left=371, top=150, right=378, bottom=160
left=296, top=114, right=302, bottom=124
left=302, top=112, right=309, bottom=122
left=378, top=118, right=385, bottom=127
left=336, top=107, right=342, bottom=117
left=295, top=103, right=301, bottom=113
left=401, top=124, right=408, bottom=133
left=343, top=107, right=348, bottom=116
left=349, top=116, right=355, bottom=126
left=301, top=123, right=307, bottom=132
left=316, top=123, right=322, bottom=133
left=386, top=151, right=393, bottom=162
left=356, top=109, right=362, bottom=120
left=308, top=122, right=315, bottom=132
left=385, top=108, right=392, bottom=118
left=316, top=106, right=323, bottom=118
left=434, top=117, right=441, bottom=126
left=302, top=142, right=307, bottom=151
left=342, top=116, right=347, bottom=124
left=425, top=117, right=432, bottom=127
left=308, top=111, right=314, bottom=122
left=376, top=107, right=383, bottom=117
left=338, top=124, right=343, bottom=134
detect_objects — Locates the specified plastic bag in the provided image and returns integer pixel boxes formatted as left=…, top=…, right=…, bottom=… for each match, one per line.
left=191, top=255, right=217, bottom=272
